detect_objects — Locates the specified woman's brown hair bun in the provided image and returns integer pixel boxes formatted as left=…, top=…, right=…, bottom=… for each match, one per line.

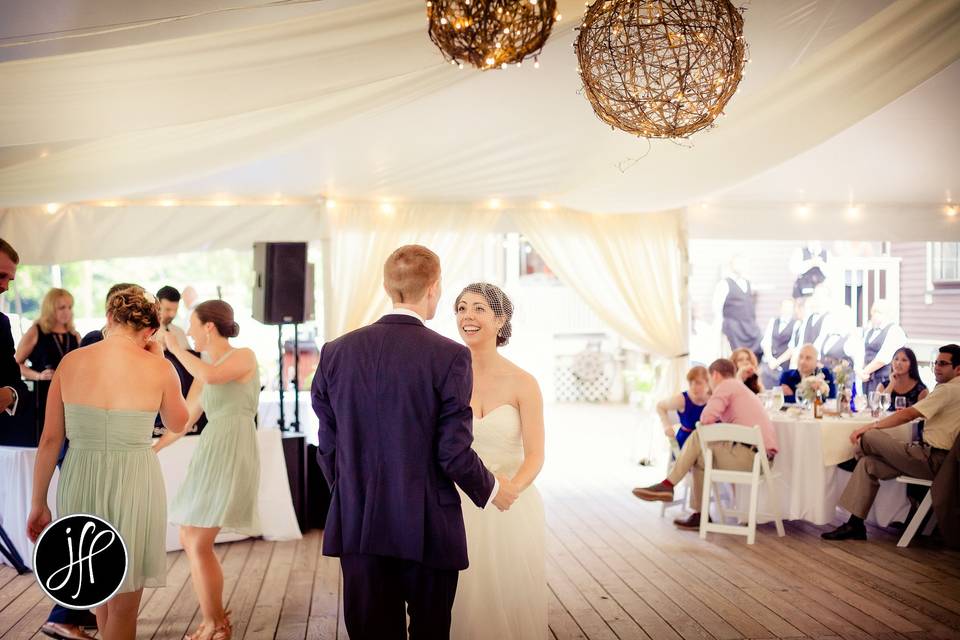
left=107, top=286, right=161, bottom=332
left=195, top=300, right=240, bottom=338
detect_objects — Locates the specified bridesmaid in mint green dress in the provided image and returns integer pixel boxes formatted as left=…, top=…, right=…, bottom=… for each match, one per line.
left=155, top=300, right=260, bottom=640
left=28, top=287, right=190, bottom=640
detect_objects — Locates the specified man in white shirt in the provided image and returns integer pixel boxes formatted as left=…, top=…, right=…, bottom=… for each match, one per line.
left=156, top=286, right=191, bottom=351
left=760, top=299, right=800, bottom=389
left=860, top=299, right=907, bottom=396
left=712, top=255, right=762, bottom=356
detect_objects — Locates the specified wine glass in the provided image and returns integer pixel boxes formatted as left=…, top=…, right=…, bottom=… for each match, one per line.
left=880, top=392, right=892, bottom=414
left=772, top=387, right=785, bottom=412
left=894, top=396, right=906, bottom=411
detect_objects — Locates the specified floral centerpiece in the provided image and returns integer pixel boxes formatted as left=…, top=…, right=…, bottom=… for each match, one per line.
left=833, top=361, right=852, bottom=388
left=797, top=373, right=830, bottom=405
left=832, top=361, right=853, bottom=414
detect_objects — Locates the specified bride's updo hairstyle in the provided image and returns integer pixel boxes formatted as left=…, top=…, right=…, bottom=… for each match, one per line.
left=107, top=286, right=161, bottom=331
left=455, top=282, right=514, bottom=347
left=195, top=300, right=240, bottom=338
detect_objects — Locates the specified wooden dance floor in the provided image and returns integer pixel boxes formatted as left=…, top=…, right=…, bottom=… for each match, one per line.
left=2, top=404, right=959, bottom=639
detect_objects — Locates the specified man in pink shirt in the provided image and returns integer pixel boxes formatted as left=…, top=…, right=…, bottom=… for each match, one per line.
left=633, top=358, right=779, bottom=530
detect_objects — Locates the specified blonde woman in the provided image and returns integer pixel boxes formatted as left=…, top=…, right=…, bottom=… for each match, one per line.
left=16, top=288, right=81, bottom=381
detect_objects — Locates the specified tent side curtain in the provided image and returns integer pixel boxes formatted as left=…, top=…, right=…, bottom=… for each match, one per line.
left=0, top=205, right=325, bottom=265
left=513, top=208, right=689, bottom=395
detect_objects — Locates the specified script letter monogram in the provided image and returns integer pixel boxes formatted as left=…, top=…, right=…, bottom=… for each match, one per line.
left=44, top=522, right=117, bottom=600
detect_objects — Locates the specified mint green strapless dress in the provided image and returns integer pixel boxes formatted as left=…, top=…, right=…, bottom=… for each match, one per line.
left=58, top=404, right=167, bottom=593
left=169, top=354, right=261, bottom=534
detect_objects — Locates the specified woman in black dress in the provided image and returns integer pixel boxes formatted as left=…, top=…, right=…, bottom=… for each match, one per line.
left=15, top=287, right=81, bottom=380
left=876, top=347, right=928, bottom=409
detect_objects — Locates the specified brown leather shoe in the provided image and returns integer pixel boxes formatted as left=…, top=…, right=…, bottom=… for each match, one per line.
left=632, top=482, right=674, bottom=502
left=40, top=623, right=95, bottom=640
left=673, top=512, right=703, bottom=530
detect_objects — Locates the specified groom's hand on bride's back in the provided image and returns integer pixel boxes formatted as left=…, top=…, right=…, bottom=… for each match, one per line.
left=492, top=475, right=519, bottom=511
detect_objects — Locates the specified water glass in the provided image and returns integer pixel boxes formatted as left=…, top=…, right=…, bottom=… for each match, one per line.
left=880, top=392, right=892, bottom=413
left=852, top=392, right=866, bottom=414
left=894, top=396, right=906, bottom=411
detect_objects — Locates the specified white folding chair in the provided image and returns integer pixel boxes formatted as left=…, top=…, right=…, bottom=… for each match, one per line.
left=660, top=438, right=691, bottom=517
left=895, top=476, right=936, bottom=548
left=698, top=423, right=785, bottom=545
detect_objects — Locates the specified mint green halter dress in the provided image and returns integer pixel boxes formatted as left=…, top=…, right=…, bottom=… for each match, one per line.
left=169, top=351, right=261, bottom=534
left=58, top=404, right=167, bottom=593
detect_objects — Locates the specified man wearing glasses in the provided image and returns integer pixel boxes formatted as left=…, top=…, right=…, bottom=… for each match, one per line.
left=822, top=344, right=960, bottom=540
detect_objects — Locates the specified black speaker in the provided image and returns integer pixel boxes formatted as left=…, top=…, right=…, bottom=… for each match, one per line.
left=253, top=242, right=308, bottom=324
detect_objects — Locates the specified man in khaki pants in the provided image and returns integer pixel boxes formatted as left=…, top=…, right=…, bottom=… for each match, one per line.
left=633, top=358, right=778, bottom=530
left=823, top=343, right=960, bottom=540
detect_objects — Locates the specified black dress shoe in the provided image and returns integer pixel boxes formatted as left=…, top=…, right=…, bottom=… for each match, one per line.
left=821, top=522, right=867, bottom=540
left=674, top=512, right=704, bottom=530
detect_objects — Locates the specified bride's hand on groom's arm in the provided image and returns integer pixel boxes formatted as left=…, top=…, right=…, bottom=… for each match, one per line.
left=492, top=475, right=520, bottom=511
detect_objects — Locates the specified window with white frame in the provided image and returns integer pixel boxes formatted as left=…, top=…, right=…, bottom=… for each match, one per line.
left=931, top=242, right=960, bottom=284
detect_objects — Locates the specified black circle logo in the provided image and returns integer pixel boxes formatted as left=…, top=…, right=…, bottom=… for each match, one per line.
left=33, top=514, right=128, bottom=609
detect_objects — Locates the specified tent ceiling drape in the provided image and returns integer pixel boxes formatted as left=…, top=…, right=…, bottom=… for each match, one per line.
left=0, top=0, right=957, bottom=214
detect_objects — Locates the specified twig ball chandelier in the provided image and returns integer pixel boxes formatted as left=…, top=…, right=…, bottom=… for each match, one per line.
left=426, top=0, right=559, bottom=70
left=575, top=0, right=747, bottom=139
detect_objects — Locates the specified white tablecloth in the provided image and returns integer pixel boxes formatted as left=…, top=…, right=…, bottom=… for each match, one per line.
left=258, top=390, right=318, bottom=446
left=0, top=427, right=301, bottom=570
left=742, top=410, right=912, bottom=526
left=0, top=445, right=58, bottom=571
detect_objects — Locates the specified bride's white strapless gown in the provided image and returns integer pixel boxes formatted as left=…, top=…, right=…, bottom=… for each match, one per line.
left=451, top=404, right=548, bottom=640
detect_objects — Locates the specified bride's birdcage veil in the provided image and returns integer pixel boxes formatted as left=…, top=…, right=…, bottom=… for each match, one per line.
left=455, top=282, right=514, bottom=347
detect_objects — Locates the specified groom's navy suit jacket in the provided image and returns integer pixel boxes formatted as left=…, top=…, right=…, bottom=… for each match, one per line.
left=311, top=314, right=495, bottom=571
left=0, top=312, right=27, bottom=404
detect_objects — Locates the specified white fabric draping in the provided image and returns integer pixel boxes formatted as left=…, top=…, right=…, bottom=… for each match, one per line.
left=513, top=208, right=688, bottom=395
left=0, top=1, right=447, bottom=147
left=0, top=0, right=955, bottom=211
left=324, top=201, right=501, bottom=339
left=0, top=204, right=323, bottom=264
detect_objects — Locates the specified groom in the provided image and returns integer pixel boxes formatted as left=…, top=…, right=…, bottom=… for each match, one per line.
left=312, top=244, right=518, bottom=639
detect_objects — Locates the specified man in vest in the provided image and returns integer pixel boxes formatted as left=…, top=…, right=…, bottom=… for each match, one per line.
left=713, top=255, right=762, bottom=358
left=860, top=299, right=907, bottom=397
left=790, top=241, right=830, bottom=299
left=760, top=299, right=800, bottom=389
left=792, top=284, right=838, bottom=363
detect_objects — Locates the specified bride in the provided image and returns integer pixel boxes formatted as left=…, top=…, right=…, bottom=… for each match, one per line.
left=451, top=283, right=547, bottom=640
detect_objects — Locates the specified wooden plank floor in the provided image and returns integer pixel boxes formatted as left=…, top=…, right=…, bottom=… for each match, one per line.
left=3, top=404, right=959, bottom=639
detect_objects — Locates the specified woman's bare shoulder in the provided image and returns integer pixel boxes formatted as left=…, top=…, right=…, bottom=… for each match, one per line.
left=498, top=357, right=540, bottom=393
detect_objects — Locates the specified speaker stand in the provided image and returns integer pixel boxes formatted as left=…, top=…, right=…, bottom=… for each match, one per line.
left=292, top=323, right=301, bottom=431
left=275, top=323, right=303, bottom=433
left=277, top=325, right=285, bottom=430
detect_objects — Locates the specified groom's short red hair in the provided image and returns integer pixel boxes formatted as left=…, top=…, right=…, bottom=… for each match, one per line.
left=384, top=245, right=440, bottom=303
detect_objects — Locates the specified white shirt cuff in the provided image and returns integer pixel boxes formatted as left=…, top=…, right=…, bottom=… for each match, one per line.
left=4, top=386, right=18, bottom=416
left=484, top=476, right=499, bottom=509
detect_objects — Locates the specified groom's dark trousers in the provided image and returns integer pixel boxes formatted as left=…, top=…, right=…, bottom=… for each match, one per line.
left=312, top=314, right=495, bottom=640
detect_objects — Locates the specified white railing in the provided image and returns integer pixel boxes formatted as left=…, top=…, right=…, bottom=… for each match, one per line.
left=831, top=257, right=901, bottom=328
